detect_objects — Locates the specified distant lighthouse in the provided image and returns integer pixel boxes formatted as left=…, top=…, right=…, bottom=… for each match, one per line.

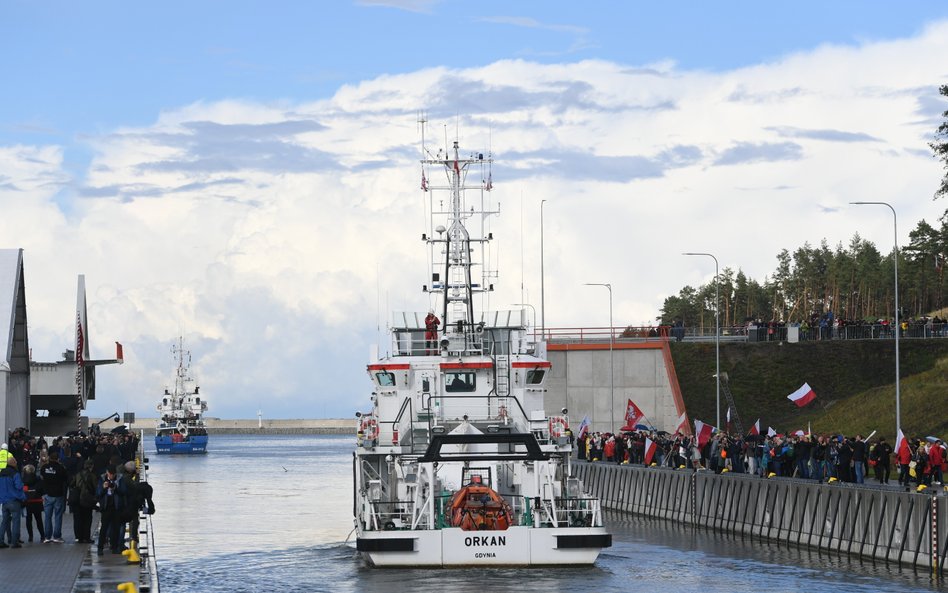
left=257, top=409, right=262, bottom=429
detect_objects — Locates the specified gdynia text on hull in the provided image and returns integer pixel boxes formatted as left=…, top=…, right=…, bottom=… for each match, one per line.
left=155, top=337, right=209, bottom=454
left=352, top=122, right=611, bottom=567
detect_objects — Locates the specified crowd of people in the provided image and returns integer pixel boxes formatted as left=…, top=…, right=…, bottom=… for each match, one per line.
left=0, top=427, right=155, bottom=554
left=577, top=429, right=946, bottom=489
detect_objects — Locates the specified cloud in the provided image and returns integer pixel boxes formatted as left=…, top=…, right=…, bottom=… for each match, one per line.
left=767, top=126, right=881, bottom=143
left=713, top=141, right=804, bottom=166
left=478, top=16, right=589, bottom=37
left=4, top=19, right=948, bottom=420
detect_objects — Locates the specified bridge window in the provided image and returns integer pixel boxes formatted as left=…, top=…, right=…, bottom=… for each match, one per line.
left=445, top=371, right=476, bottom=392
left=526, top=370, right=546, bottom=384
left=375, top=372, right=396, bottom=387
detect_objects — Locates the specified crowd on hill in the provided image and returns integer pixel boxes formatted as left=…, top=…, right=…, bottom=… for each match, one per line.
left=0, top=426, right=154, bottom=554
left=578, top=429, right=945, bottom=489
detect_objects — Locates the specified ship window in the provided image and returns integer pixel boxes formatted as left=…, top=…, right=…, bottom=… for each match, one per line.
left=376, top=372, right=396, bottom=387
left=445, top=371, right=476, bottom=392
left=526, top=370, right=546, bottom=384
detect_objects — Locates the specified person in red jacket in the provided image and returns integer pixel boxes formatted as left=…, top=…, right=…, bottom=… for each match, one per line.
left=896, top=438, right=913, bottom=487
left=424, top=310, right=440, bottom=354
left=929, top=440, right=945, bottom=485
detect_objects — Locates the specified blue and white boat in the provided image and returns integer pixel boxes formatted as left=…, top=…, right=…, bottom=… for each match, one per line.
left=155, top=338, right=208, bottom=454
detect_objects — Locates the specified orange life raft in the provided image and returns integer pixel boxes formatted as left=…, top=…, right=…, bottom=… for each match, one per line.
left=446, top=484, right=513, bottom=531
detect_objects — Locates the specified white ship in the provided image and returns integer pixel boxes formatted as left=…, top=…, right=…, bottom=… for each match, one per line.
left=352, top=122, right=611, bottom=566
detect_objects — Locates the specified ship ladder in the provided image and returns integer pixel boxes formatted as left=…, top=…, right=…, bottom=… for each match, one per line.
left=719, top=372, right=744, bottom=435
left=495, top=354, right=510, bottom=398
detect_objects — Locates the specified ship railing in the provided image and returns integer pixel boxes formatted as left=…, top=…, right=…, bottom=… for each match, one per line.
left=540, top=497, right=603, bottom=528
left=390, top=310, right=527, bottom=357
left=430, top=493, right=601, bottom=529
left=364, top=499, right=427, bottom=531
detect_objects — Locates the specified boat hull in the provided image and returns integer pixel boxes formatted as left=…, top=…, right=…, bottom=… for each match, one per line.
left=155, top=435, right=208, bottom=454
left=356, top=526, right=610, bottom=567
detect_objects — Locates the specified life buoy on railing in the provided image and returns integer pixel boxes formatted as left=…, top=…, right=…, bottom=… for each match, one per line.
left=176, top=422, right=189, bottom=438
left=360, top=417, right=379, bottom=441
left=549, top=416, right=567, bottom=439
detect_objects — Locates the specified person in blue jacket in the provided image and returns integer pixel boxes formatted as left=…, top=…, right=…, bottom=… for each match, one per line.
left=0, top=456, right=27, bottom=548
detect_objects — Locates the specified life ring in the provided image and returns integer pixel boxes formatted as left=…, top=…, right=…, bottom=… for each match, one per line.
left=360, top=417, right=379, bottom=441
left=176, top=422, right=189, bottom=438
left=549, top=416, right=567, bottom=439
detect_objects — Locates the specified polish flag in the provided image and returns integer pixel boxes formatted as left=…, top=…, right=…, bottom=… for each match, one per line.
left=793, top=429, right=805, bottom=437
left=694, top=420, right=714, bottom=448
left=644, top=437, right=658, bottom=465
left=748, top=418, right=760, bottom=436
left=895, top=428, right=910, bottom=460
left=676, top=412, right=690, bottom=435
left=787, top=382, right=816, bottom=407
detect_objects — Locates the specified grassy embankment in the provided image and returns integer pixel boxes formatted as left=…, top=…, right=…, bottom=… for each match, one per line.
left=670, top=338, right=948, bottom=442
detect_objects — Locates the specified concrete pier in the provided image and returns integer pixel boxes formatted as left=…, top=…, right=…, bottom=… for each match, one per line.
left=122, top=417, right=355, bottom=435
left=575, top=462, right=947, bottom=576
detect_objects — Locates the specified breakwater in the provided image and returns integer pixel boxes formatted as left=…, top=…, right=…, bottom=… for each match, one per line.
left=575, top=462, right=947, bottom=575
left=125, top=418, right=354, bottom=435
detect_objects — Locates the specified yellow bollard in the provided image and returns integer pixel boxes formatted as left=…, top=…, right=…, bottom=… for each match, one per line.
left=117, top=583, right=138, bottom=593
left=122, top=540, right=141, bottom=564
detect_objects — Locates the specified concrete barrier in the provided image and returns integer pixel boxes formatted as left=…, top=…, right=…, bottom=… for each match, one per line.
left=575, top=462, right=946, bottom=575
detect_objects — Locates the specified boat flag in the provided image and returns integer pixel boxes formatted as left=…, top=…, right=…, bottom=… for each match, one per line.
left=576, top=415, right=591, bottom=440
left=694, top=420, right=715, bottom=448
left=895, top=428, right=909, bottom=459
left=486, top=171, right=493, bottom=191
left=421, top=170, right=428, bottom=191
left=726, top=407, right=731, bottom=432
left=787, top=382, right=817, bottom=407
left=644, top=437, right=658, bottom=465
left=748, top=418, right=760, bottom=436
left=767, top=426, right=777, bottom=438
left=453, top=158, right=460, bottom=176
left=622, top=399, right=645, bottom=431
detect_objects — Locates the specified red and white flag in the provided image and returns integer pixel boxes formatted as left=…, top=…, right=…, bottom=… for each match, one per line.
left=694, top=420, right=714, bottom=448
left=895, top=428, right=909, bottom=459
left=675, top=412, right=689, bottom=435
left=748, top=418, right=760, bottom=436
left=421, top=171, right=428, bottom=191
left=644, top=437, right=658, bottom=465
left=622, top=399, right=645, bottom=430
left=787, top=382, right=816, bottom=407
left=793, top=429, right=805, bottom=437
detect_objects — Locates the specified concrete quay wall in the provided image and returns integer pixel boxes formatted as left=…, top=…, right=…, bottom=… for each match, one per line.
left=124, top=418, right=356, bottom=435
left=576, top=462, right=947, bottom=575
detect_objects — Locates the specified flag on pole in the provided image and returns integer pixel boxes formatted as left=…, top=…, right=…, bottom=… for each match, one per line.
left=576, top=415, right=591, bottom=440
left=726, top=407, right=732, bottom=432
left=793, top=429, right=805, bottom=437
left=644, top=437, right=658, bottom=465
left=767, top=426, right=777, bottom=438
left=421, top=171, right=428, bottom=191
left=787, top=382, right=817, bottom=407
left=895, top=428, right=909, bottom=460
left=622, top=399, right=645, bottom=431
left=694, top=420, right=714, bottom=448
left=675, top=412, right=690, bottom=435
left=748, top=418, right=760, bottom=436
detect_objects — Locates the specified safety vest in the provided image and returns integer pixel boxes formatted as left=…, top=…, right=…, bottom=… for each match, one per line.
left=0, top=449, right=11, bottom=469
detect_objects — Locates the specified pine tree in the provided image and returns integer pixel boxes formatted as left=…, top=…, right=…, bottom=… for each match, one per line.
left=932, top=84, right=948, bottom=199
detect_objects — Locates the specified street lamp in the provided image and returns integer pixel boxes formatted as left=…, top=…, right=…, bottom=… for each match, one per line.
left=584, top=283, right=614, bottom=431
left=540, top=199, right=547, bottom=340
left=683, top=252, right=720, bottom=428
left=512, top=303, right=537, bottom=341
left=850, top=201, right=900, bottom=439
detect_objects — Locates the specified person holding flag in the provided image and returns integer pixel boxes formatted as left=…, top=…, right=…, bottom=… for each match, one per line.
left=896, top=430, right=912, bottom=487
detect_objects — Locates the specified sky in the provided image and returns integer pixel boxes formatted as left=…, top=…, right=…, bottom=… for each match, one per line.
left=2, top=1, right=948, bottom=420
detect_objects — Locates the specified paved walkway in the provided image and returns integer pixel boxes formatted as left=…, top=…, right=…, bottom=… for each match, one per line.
left=0, top=514, right=146, bottom=593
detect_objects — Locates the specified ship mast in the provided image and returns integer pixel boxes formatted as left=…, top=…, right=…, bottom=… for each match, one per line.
left=420, top=120, right=496, bottom=353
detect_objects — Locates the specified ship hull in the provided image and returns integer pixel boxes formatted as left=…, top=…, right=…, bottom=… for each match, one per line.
left=356, top=526, right=610, bottom=567
left=155, top=434, right=208, bottom=454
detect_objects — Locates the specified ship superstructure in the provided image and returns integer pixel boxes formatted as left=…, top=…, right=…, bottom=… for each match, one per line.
left=352, top=122, right=610, bottom=566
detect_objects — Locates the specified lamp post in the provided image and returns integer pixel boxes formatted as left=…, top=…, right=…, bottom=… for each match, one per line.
left=850, top=201, right=900, bottom=439
left=512, top=303, right=537, bottom=341
left=540, top=199, right=547, bottom=340
left=584, top=283, right=613, bottom=431
left=683, top=252, right=720, bottom=428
